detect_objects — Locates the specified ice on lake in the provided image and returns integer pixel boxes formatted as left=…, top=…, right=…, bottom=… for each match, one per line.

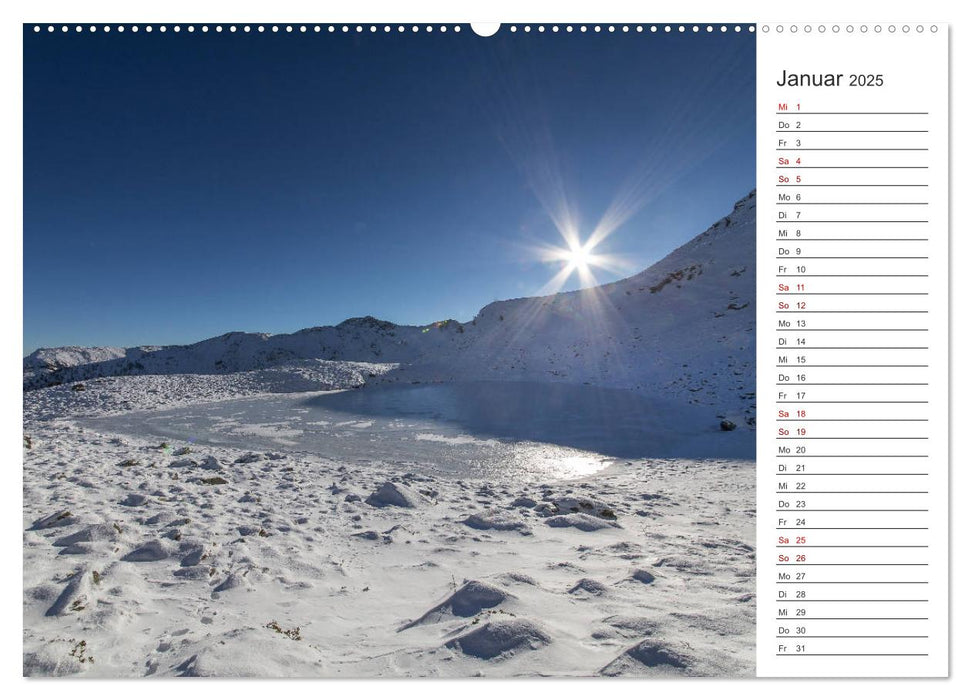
left=81, top=381, right=753, bottom=480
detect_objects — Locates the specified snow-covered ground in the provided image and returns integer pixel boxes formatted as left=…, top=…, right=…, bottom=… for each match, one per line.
left=23, top=383, right=754, bottom=677
left=23, top=194, right=757, bottom=677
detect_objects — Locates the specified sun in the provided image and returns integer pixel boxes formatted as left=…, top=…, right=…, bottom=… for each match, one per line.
left=534, top=232, right=621, bottom=295
left=532, top=221, right=632, bottom=297
left=564, top=241, right=594, bottom=273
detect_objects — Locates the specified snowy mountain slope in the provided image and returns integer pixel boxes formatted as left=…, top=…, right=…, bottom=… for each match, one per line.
left=23, top=318, right=443, bottom=389
left=394, top=190, right=756, bottom=418
left=25, top=191, right=755, bottom=421
left=24, top=345, right=162, bottom=373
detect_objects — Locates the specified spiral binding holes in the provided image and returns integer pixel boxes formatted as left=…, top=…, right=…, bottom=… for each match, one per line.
left=31, top=23, right=937, bottom=37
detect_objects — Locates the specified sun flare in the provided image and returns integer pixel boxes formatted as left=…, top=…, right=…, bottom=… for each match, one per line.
left=533, top=227, right=632, bottom=297
left=564, top=241, right=594, bottom=273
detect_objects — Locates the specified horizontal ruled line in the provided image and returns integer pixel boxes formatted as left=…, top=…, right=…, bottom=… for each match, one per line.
left=776, top=184, right=928, bottom=187
left=775, top=310, right=928, bottom=313
left=777, top=257, right=928, bottom=259
left=775, top=130, right=928, bottom=133
left=774, top=240, right=930, bottom=243
left=799, top=472, right=923, bottom=481
left=774, top=221, right=929, bottom=224
left=776, top=167, right=929, bottom=169
left=776, top=148, right=928, bottom=151
left=775, top=419, right=928, bottom=422
left=774, top=112, right=929, bottom=115
left=776, top=617, right=927, bottom=620
left=775, top=653, right=929, bottom=656
left=777, top=330, right=928, bottom=333
left=776, top=202, right=929, bottom=205
left=775, top=470, right=928, bottom=474
left=776, top=636, right=930, bottom=639
left=776, top=363, right=929, bottom=372
left=775, top=581, right=928, bottom=584
left=776, top=478, right=928, bottom=481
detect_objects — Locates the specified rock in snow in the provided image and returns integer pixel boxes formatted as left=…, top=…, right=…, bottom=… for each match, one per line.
left=600, top=639, right=696, bottom=676
left=631, top=568, right=658, bottom=584
left=122, top=540, right=174, bottom=562
left=568, top=578, right=609, bottom=596
left=365, top=481, right=426, bottom=508
left=546, top=513, right=620, bottom=532
left=30, top=510, right=79, bottom=530
left=401, top=580, right=511, bottom=630
left=45, top=568, right=92, bottom=617
left=462, top=509, right=530, bottom=533
left=445, top=619, right=551, bottom=660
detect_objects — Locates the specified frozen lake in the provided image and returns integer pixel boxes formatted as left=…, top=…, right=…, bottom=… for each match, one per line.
left=81, top=381, right=753, bottom=480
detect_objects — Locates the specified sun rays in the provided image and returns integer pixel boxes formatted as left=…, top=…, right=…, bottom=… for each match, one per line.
left=562, top=238, right=594, bottom=274
left=533, top=219, right=634, bottom=297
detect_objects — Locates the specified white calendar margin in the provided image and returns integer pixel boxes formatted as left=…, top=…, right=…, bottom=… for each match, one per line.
left=755, top=26, right=949, bottom=678
left=3, top=1, right=964, bottom=699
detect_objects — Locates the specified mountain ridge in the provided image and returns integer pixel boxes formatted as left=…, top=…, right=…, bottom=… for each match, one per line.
left=25, top=190, right=755, bottom=422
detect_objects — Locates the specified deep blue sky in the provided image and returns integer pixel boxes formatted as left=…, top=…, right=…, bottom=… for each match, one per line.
left=24, top=26, right=754, bottom=353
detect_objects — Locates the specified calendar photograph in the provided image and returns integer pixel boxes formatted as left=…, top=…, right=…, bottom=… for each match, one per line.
left=22, top=24, right=756, bottom=677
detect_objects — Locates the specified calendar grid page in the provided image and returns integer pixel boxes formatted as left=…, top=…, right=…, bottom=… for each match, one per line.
left=17, top=14, right=950, bottom=683
left=756, top=23, right=948, bottom=677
